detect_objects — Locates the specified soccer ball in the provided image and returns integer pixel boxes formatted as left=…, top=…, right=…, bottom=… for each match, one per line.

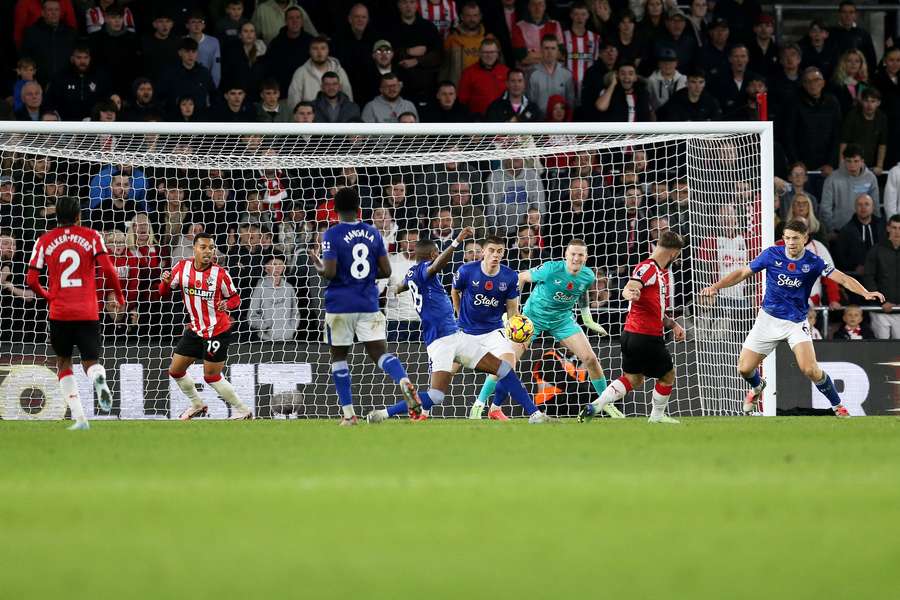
left=506, top=315, right=535, bottom=344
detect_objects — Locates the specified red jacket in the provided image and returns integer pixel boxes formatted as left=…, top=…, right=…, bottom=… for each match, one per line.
left=458, top=62, right=509, bottom=115
left=126, top=246, right=162, bottom=307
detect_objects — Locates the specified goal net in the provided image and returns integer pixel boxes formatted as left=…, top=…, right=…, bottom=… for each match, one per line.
left=0, top=122, right=772, bottom=420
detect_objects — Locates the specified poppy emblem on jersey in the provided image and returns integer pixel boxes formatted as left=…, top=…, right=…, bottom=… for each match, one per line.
left=499, top=282, right=508, bottom=291
left=566, top=282, right=574, bottom=290
left=787, top=263, right=796, bottom=272
left=485, top=281, right=494, bottom=291
left=801, top=264, right=810, bottom=273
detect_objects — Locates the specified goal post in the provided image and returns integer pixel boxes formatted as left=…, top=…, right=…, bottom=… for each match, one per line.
left=0, top=120, right=775, bottom=420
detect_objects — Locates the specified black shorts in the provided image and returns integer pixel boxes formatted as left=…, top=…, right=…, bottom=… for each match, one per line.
left=174, top=328, right=232, bottom=363
left=49, top=320, right=101, bottom=361
left=620, top=331, right=673, bottom=379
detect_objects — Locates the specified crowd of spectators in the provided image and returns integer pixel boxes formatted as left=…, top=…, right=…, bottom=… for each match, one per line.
left=1, top=0, right=900, bottom=343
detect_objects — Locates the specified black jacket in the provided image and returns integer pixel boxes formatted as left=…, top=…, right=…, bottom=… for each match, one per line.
left=265, top=28, right=314, bottom=96
left=586, top=81, right=653, bottom=123
left=835, top=215, right=884, bottom=272
left=312, top=92, right=362, bottom=123
left=141, top=33, right=182, bottom=83
left=156, top=62, right=216, bottom=112
left=384, top=16, right=443, bottom=99
left=784, top=90, right=842, bottom=169
left=419, top=100, right=473, bottom=123
left=89, top=29, right=141, bottom=97
left=485, top=92, right=543, bottom=122
left=47, top=66, right=113, bottom=121
left=872, top=69, right=900, bottom=169
left=221, top=39, right=267, bottom=98
left=20, top=20, right=76, bottom=84
left=864, top=239, right=900, bottom=304
left=658, top=88, right=721, bottom=121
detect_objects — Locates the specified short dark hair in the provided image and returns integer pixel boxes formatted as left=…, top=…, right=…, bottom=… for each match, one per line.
left=293, top=100, right=315, bottom=113
left=322, top=71, right=340, bottom=81
left=310, top=35, right=330, bottom=47
left=72, top=42, right=91, bottom=56
left=380, top=72, right=400, bottom=83
left=415, top=239, right=438, bottom=253
left=437, top=80, right=456, bottom=90
left=658, top=231, right=684, bottom=249
left=179, top=37, right=199, bottom=52
left=616, top=60, right=636, bottom=71
left=482, top=235, right=505, bottom=247
left=260, top=78, right=280, bottom=92
left=541, top=34, right=559, bottom=45
left=842, top=143, right=864, bottom=159
left=783, top=219, right=809, bottom=235
left=507, top=68, right=525, bottom=79
left=860, top=87, right=882, bottom=102
left=889, top=214, right=900, bottom=225
left=334, top=187, right=360, bottom=213
left=55, top=197, right=80, bottom=226
left=194, top=231, right=215, bottom=244
left=729, top=43, right=748, bottom=55
left=687, top=67, right=706, bottom=79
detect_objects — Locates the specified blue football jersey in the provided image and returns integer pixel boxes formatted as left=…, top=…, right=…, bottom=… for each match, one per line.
left=404, top=261, right=458, bottom=346
left=322, top=221, right=387, bottom=313
left=750, top=245, right=834, bottom=323
left=453, top=262, right=520, bottom=335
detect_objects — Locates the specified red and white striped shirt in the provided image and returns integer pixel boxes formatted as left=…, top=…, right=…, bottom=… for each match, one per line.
left=85, top=6, right=136, bottom=34
left=164, top=260, right=239, bottom=339
left=418, top=0, right=458, bottom=39
left=624, top=258, right=669, bottom=337
left=563, top=30, right=599, bottom=100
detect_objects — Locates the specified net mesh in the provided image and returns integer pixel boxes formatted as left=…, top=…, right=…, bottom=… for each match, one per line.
left=0, top=127, right=763, bottom=420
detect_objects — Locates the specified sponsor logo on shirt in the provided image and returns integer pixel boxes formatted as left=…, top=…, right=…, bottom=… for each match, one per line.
left=776, top=274, right=803, bottom=288
left=553, top=291, right=576, bottom=302
left=473, top=294, right=500, bottom=307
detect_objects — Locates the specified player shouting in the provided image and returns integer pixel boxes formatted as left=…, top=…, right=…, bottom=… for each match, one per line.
left=159, top=232, right=252, bottom=420
left=308, top=187, right=418, bottom=426
left=27, top=197, right=125, bottom=430
left=366, top=227, right=552, bottom=423
left=700, top=219, right=885, bottom=416
left=579, top=231, right=685, bottom=424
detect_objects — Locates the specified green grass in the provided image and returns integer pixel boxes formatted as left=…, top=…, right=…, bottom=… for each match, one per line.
left=1, top=418, right=899, bottom=600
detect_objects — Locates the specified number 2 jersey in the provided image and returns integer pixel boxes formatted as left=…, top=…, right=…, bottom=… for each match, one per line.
left=160, top=259, right=239, bottom=339
left=322, top=221, right=387, bottom=313
left=28, top=225, right=112, bottom=321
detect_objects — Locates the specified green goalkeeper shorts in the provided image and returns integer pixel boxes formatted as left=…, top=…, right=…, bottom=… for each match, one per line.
left=523, top=306, right=582, bottom=343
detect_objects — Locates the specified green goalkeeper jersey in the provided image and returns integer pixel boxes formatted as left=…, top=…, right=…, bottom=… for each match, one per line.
left=522, top=261, right=594, bottom=325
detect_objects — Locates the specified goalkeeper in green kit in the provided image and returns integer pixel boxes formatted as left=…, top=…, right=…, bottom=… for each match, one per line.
left=470, top=239, right=623, bottom=419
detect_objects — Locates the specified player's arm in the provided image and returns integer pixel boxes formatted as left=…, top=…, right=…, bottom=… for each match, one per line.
left=517, top=270, right=532, bottom=288
left=426, top=226, right=474, bottom=278
left=97, top=253, right=126, bottom=307
left=578, top=292, right=609, bottom=336
left=25, top=240, right=51, bottom=301
left=662, top=314, right=686, bottom=341
left=451, top=287, right=462, bottom=316
left=826, top=269, right=885, bottom=303
left=377, top=254, right=391, bottom=279
left=216, top=270, right=242, bottom=312
left=308, top=247, right=337, bottom=280
left=621, top=279, right=642, bottom=301
left=699, top=266, right=754, bottom=296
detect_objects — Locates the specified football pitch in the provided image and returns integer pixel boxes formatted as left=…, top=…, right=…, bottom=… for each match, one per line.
left=1, top=417, right=898, bottom=600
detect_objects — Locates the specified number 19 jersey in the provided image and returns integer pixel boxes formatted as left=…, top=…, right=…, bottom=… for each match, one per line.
left=322, top=221, right=387, bottom=313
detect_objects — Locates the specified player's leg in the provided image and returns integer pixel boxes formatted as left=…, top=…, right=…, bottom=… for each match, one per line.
left=579, top=330, right=642, bottom=422
left=647, top=368, right=679, bottom=424
left=169, top=330, right=208, bottom=419
left=473, top=330, right=521, bottom=420
left=369, top=371, right=452, bottom=423
left=50, top=321, right=88, bottom=430
left=474, top=352, right=551, bottom=423
left=791, top=341, right=849, bottom=416
left=77, top=321, right=112, bottom=412
left=362, top=337, right=419, bottom=413
left=739, top=313, right=784, bottom=414
left=202, top=359, right=252, bottom=419
left=325, top=312, right=360, bottom=425
left=559, top=328, right=619, bottom=417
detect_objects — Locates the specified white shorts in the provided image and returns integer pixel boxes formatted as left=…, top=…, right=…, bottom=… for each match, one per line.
left=324, top=311, right=386, bottom=346
left=427, top=331, right=491, bottom=373
left=465, top=328, right=515, bottom=358
left=742, top=309, right=813, bottom=356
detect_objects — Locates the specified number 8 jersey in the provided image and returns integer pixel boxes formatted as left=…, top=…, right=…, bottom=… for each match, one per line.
left=321, top=221, right=387, bottom=313
left=28, top=225, right=109, bottom=321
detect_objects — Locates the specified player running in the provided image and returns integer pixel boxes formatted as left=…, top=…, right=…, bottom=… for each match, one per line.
left=451, top=235, right=521, bottom=421
left=159, top=232, right=253, bottom=420
left=366, top=228, right=552, bottom=423
left=26, top=197, right=125, bottom=430
left=487, top=239, right=618, bottom=418
left=579, top=231, right=686, bottom=424
left=700, top=219, right=884, bottom=416
left=308, top=187, right=418, bottom=426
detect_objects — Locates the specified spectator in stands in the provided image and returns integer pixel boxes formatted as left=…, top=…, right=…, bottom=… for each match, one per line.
left=85, top=1, right=136, bottom=34
left=778, top=162, right=818, bottom=218
left=636, top=0, right=667, bottom=48
left=547, top=176, right=600, bottom=252
left=89, top=164, right=147, bottom=210
left=864, top=215, right=900, bottom=339
left=384, top=0, right=443, bottom=100
left=253, top=0, right=317, bottom=44
left=444, top=2, right=486, bottom=85
left=840, top=88, right=887, bottom=175
left=508, top=225, right=545, bottom=271
left=428, top=207, right=460, bottom=253
left=769, top=43, right=803, bottom=111
left=14, top=0, right=77, bottom=50
left=288, top=37, right=353, bottom=107
left=141, top=11, right=180, bottom=84
left=221, top=22, right=268, bottom=99
left=264, top=6, right=314, bottom=95
left=417, top=0, right=459, bottom=40
left=292, top=101, right=315, bottom=123
left=485, top=69, right=544, bottom=123
left=463, top=240, right=482, bottom=263
left=873, top=47, right=900, bottom=171
left=647, top=47, right=686, bottom=112
left=654, top=8, right=697, bottom=74
left=21, top=0, right=76, bottom=87
left=602, top=183, right=649, bottom=281
left=157, top=38, right=216, bottom=113
left=834, top=193, right=883, bottom=276
left=696, top=203, right=751, bottom=337
left=0, top=231, right=37, bottom=340
left=884, top=162, right=900, bottom=221
left=174, top=96, right=200, bottom=122
left=370, top=205, right=398, bottom=252
left=249, top=255, right=298, bottom=342
left=785, top=194, right=827, bottom=244
left=711, top=43, right=759, bottom=113
left=447, top=178, right=486, bottom=236
left=154, top=180, right=189, bottom=251
left=216, top=0, right=248, bottom=40
left=658, top=67, right=721, bottom=120
left=14, top=82, right=45, bottom=121
left=828, top=1, right=877, bottom=77
left=458, top=38, right=509, bottom=116
left=799, top=20, right=838, bottom=82
left=821, top=144, right=880, bottom=234
left=311, top=72, right=360, bottom=123
left=833, top=304, right=875, bottom=340
left=545, top=94, right=572, bottom=124
left=610, top=11, right=644, bottom=70
left=587, top=61, right=652, bottom=122
left=124, top=212, right=161, bottom=327
left=90, top=173, right=137, bottom=232
left=830, top=48, right=870, bottom=117
left=722, top=73, right=767, bottom=121
left=485, top=157, right=545, bottom=238
left=185, top=11, right=222, bottom=89
left=421, top=81, right=471, bottom=123
left=380, top=229, right=420, bottom=342
left=88, top=3, right=140, bottom=97
left=358, top=40, right=400, bottom=108
left=12, top=57, right=38, bottom=114
left=0, top=177, right=25, bottom=232
left=748, top=14, right=779, bottom=78
left=362, top=73, right=418, bottom=123
left=382, top=176, right=421, bottom=231
left=527, top=35, right=574, bottom=112
left=577, top=42, right=617, bottom=113
left=210, top=83, right=255, bottom=122
left=253, top=79, right=289, bottom=123
left=121, top=78, right=161, bottom=122
left=334, top=4, right=378, bottom=103
left=784, top=67, right=842, bottom=178
left=562, top=2, right=599, bottom=106
left=45, top=44, right=111, bottom=121
left=512, top=0, right=563, bottom=71
left=91, top=98, right=118, bottom=122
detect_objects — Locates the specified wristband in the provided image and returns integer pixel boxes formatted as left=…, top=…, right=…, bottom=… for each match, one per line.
left=451, top=240, right=460, bottom=248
